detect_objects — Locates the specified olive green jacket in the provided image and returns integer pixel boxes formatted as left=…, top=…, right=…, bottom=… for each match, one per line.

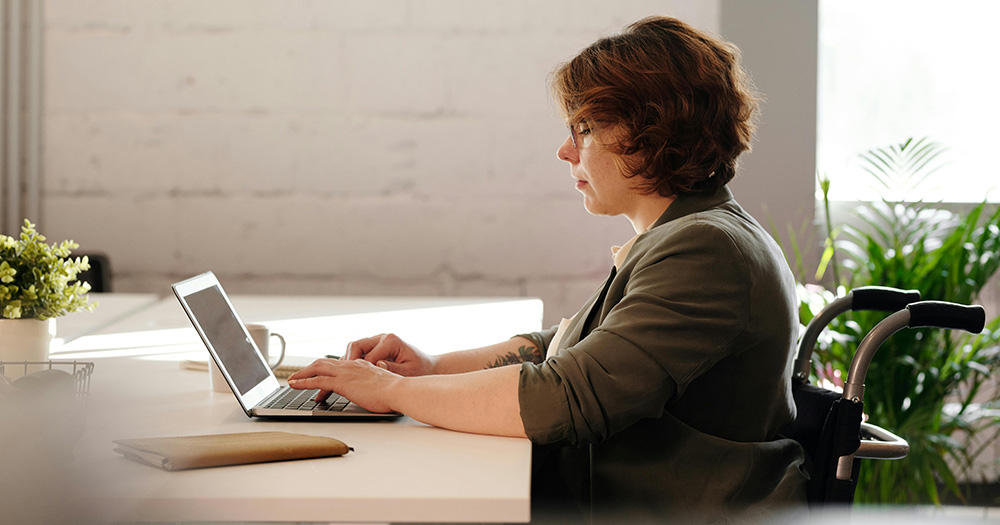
left=518, top=186, right=808, bottom=523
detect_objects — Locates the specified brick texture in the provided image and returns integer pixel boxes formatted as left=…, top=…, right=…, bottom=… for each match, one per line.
left=41, top=0, right=718, bottom=327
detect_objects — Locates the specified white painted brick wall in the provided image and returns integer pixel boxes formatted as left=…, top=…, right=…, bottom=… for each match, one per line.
left=41, top=0, right=720, bottom=328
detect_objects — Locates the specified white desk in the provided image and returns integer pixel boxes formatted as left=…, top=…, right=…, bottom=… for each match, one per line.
left=59, top=294, right=545, bottom=359
left=50, top=295, right=542, bottom=523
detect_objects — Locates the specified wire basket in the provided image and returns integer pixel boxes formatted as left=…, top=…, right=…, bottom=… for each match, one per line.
left=0, top=360, right=95, bottom=401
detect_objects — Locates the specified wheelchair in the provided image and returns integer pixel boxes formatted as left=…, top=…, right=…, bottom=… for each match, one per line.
left=783, top=286, right=986, bottom=505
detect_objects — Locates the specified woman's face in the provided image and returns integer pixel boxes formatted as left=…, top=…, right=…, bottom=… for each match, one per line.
left=557, top=123, right=639, bottom=219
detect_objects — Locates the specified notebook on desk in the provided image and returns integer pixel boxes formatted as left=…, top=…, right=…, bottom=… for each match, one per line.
left=172, top=272, right=401, bottom=420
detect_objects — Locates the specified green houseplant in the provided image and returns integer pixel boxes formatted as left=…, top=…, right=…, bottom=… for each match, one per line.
left=796, top=138, right=1000, bottom=504
left=0, top=220, right=96, bottom=376
left=0, top=219, right=95, bottom=320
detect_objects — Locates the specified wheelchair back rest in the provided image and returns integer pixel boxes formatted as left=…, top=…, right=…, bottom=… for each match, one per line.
left=783, top=380, right=863, bottom=504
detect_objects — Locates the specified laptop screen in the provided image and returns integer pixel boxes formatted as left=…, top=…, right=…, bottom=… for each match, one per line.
left=184, top=285, right=270, bottom=395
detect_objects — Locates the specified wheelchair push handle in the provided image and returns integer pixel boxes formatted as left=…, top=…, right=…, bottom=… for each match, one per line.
left=850, top=299, right=984, bottom=411
left=836, top=299, right=985, bottom=482
left=795, top=286, right=921, bottom=380
left=907, top=301, right=986, bottom=333
left=851, top=286, right=922, bottom=312
left=846, top=300, right=986, bottom=397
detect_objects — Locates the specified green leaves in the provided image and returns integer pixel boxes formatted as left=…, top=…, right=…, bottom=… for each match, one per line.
left=804, top=138, right=1000, bottom=504
left=3, top=301, right=22, bottom=319
left=0, top=261, right=15, bottom=283
left=0, top=219, right=96, bottom=320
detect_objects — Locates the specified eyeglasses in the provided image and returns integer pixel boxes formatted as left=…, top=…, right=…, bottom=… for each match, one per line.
left=567, top=122, right=597, bottom=149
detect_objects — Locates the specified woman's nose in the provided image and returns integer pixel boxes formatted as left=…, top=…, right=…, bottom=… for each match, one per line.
left=557, top=135, right=577, bottom=163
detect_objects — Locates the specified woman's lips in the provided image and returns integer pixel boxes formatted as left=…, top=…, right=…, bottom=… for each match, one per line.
left=575, top=180, right=588, bottom=190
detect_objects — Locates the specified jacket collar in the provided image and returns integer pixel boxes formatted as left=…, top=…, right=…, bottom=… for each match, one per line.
left=650, top=185, right=735, bottom=230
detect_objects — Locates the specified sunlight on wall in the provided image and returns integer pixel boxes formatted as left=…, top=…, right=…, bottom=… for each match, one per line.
left=53, top=298, right=543, bottom=360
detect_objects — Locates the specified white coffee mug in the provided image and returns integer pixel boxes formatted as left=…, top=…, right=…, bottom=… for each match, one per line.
left=208, top=323, right=287, bottom=393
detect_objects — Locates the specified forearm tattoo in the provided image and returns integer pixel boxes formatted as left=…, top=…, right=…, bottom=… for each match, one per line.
left=487, top=345, right=542, bottom=368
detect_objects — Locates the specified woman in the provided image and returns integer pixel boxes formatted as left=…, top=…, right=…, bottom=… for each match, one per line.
left=289, top=16, right=807, bottom=522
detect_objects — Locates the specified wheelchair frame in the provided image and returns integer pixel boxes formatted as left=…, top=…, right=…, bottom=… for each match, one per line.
left=788, top=286, right=985, bottom=504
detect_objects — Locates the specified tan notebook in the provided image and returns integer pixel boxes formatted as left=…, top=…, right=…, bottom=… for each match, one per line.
left=112, top=431, right=351, bottom=471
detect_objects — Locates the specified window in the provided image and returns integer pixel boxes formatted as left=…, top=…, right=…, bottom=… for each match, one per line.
left=818, top=0, right=1000, bottom=202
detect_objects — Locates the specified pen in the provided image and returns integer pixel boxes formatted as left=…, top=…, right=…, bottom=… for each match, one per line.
left=325, top=354, right=340, bottom=359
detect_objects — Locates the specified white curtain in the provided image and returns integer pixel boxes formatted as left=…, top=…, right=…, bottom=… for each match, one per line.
left=0, top=0, right=43, bottom=235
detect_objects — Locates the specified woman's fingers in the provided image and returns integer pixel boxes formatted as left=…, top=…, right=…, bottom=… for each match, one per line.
left=286, top=358, right=397, bottom=413
left=287, top=360, right=341, bottom=402
left=342, top=333, right=420, bottom=375
left=285, top=375, right=335, bottom=402
left=286, top=377, right=334, bottom=403
left=362, top=334, right=402, bottom=364
left=344, top=334, right=388, bottom=360
left=288, top=357, right=337, bottom=381
left=314, top=389, right=333, bottom=403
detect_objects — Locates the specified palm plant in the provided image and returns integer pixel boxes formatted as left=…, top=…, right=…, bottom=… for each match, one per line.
left=798, top=138, right=1000, bottom=504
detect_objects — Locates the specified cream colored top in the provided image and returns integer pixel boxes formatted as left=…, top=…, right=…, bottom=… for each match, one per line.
left=545, top=232, right=643, bottom=359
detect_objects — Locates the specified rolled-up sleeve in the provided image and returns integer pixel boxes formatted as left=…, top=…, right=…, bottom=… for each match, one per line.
left=515, top=326, right=558, bottom=356
left=519, top=330, right=678, bottom=445
left=518, top=222, right=752, bottom=446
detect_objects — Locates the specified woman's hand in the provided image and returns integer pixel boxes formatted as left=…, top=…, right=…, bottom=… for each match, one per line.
left=290, top=355, right=527, bottom=437
left=344, top=333, right=438, bottom=377
left=287, top=358, right=400, bottom=413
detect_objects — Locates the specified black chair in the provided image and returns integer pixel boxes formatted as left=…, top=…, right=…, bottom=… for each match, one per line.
left=783, top=287, right=986, bottom=506
left=74, top=253, right=112, bottom=293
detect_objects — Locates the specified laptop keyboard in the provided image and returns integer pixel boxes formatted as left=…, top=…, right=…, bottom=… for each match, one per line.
left=263, top=387, right=349, bottom=412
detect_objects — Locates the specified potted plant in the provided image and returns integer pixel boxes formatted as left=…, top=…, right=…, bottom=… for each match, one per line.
left=0, top=220, right=96, bottom=377
left=795, top=138, right=1000, bottom=504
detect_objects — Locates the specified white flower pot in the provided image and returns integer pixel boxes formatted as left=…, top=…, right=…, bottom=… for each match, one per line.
left=0, top=318, right=56, bottom=379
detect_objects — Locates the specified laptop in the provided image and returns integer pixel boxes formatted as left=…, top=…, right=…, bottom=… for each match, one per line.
left=172, top=271, right=401, bottom=420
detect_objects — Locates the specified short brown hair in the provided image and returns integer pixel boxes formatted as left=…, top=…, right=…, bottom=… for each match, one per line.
left=552, top=16, right=759, bottom=196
